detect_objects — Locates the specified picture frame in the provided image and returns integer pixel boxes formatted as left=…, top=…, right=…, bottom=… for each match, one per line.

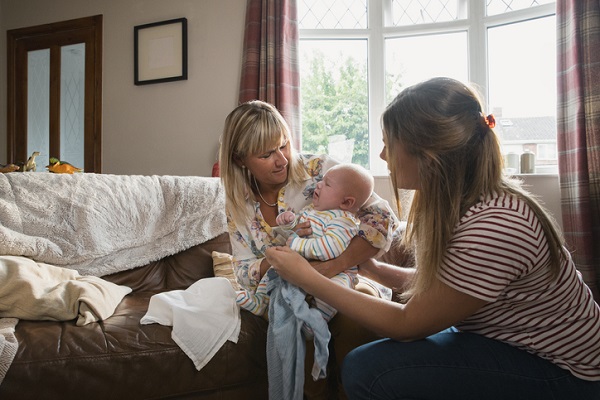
left=134, top=18, right=187, bottom=85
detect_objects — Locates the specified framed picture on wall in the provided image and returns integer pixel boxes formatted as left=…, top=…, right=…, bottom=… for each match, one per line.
left=134, top=17, right=187, bottom=85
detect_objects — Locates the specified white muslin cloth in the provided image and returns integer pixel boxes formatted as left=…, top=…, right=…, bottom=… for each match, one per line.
left=140, top=277, right=241, bottom=371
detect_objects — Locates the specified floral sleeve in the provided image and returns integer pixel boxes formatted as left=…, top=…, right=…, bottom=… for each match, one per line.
left=226, top=210, right=271, bottom=292
left=356, top=191, right=399, bottom=257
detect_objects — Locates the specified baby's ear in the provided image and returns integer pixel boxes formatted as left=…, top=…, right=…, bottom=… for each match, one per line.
left=340, top=196, right=356, bottom=212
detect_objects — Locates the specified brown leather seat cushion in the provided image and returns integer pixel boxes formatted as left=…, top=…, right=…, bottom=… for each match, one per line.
left=1, top=234, right=270, bottom=399
left=5, top=294, right=268, bottom=399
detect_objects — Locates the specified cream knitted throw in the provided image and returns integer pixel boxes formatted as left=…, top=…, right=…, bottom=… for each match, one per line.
left=0, top=173, right=227, bottom=277
left=0, top=318, right=17, bottom=385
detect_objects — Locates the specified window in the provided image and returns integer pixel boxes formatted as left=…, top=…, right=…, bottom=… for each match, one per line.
left=299, top=0, right=557, bottom=175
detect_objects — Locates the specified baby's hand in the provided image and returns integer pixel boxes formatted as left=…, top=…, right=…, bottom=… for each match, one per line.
left=276, top=210, right=296, bottom=225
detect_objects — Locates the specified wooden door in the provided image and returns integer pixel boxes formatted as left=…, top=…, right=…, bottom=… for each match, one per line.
left=7, top=15, right=102, bottom=173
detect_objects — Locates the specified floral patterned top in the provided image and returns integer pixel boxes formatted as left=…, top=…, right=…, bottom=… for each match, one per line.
left=227, top=154, right=400, bottom=292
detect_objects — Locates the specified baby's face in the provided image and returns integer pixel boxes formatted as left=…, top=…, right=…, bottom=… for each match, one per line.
left=312, top=169, right=348, bottom=211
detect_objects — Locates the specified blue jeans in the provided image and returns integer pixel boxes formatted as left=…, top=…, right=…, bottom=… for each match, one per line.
left=342, top=328, right=600, bottom=400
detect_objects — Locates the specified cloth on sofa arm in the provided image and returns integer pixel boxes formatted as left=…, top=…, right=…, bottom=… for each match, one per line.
left=0, top=173, right=227, bottom=277
left=0, top=256, right=131, bottom=325
left=0, top=255, right=132, bottom=384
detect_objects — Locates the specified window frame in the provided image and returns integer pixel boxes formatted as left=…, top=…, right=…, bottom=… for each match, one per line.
left=299, top=0, right=557, bottom=175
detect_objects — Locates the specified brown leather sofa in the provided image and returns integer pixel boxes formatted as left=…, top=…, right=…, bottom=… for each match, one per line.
left=1, top=227, right=411, bottom=400
left=0, top=232, right=270, bottom=400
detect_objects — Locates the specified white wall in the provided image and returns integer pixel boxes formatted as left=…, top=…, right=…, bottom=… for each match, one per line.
left=0, top=0, right=564, bottom=230
left=517, top=173, right=562, bottom=231
left=0, top=0, right=246, bottom=176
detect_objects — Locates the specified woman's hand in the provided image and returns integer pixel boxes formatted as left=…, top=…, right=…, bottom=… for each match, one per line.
left=298, top=237, right=380, bottom=279
left=292, top=221, right=312, bottom=238
left=309, top=259, right=335, bottom=278
left=358, top=257, right=416, bottom=294
left=265, top=246, right=318, bottom=287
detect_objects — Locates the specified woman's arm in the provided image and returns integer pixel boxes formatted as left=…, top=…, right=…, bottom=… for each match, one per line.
left=230, top=235, right=265, bottom=289
left=355, top=193, right=401, bottom=256
left=289, top=219, right=378, bottom=278
left=290, top=214, right=359, bottom=260
left=312, top=236, right=378, bottom=278
left=358, top=257, right=414, bottom=294
left=265, top=246, right=487, bottom=341
left=228, top=214, right=272, bottom=289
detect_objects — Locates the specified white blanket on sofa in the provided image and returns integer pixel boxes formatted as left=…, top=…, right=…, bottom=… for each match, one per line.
left=0, top=173, right=227, bottom=277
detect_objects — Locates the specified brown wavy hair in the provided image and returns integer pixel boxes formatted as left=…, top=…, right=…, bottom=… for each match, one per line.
left=382, top=77, right=566, bottom=297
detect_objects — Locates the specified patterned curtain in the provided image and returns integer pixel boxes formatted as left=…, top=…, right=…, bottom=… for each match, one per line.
left=557, top=0, right=600, bottom=300
left=239, top=0, right=301, bottom=150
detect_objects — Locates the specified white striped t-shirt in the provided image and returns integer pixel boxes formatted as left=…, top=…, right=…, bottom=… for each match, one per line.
left=438, top=192, right=600, bottom=381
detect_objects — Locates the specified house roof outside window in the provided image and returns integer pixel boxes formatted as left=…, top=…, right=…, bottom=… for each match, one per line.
left=494, top=116, right=556, bottom=143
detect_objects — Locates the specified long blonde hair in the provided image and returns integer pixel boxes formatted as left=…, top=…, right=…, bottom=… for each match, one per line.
left=219, top=100, right=308, bottom=224
left=382, top=77, right=566, bottom=297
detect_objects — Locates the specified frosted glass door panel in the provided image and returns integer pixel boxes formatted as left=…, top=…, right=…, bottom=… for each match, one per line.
left=27, top=49, right=50, bottom=170
left=60, top=43, right=85, bottom=169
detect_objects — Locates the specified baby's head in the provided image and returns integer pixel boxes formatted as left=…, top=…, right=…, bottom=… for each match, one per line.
left=313, top=163, right=374, bottom=213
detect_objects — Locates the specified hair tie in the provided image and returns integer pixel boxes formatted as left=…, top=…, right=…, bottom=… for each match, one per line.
left=483, top=113, right=496, bottom=129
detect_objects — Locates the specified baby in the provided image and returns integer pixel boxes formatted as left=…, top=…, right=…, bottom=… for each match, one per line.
left=237, top=163, right=374, bottom=335
left=275, top=163, right=373, bottom=259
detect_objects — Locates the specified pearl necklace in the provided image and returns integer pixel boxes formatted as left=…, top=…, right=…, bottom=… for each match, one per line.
left=253, top=175, right=277, bottom=207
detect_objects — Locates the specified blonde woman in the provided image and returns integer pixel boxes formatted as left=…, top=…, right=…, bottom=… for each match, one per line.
left=266, top=78, right=600, bottom=399
left=219, top=100, right=399, bottom=398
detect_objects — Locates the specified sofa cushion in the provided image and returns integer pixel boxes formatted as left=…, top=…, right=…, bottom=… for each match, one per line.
left=2, top=291, right=268, bottom=399
left=0, top=233, right=271, bottom=399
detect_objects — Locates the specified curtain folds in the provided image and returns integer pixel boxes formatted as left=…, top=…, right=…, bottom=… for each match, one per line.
left=557, top=0, right=600, bottom=300
left=239, top=0, right=301, bottom=150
